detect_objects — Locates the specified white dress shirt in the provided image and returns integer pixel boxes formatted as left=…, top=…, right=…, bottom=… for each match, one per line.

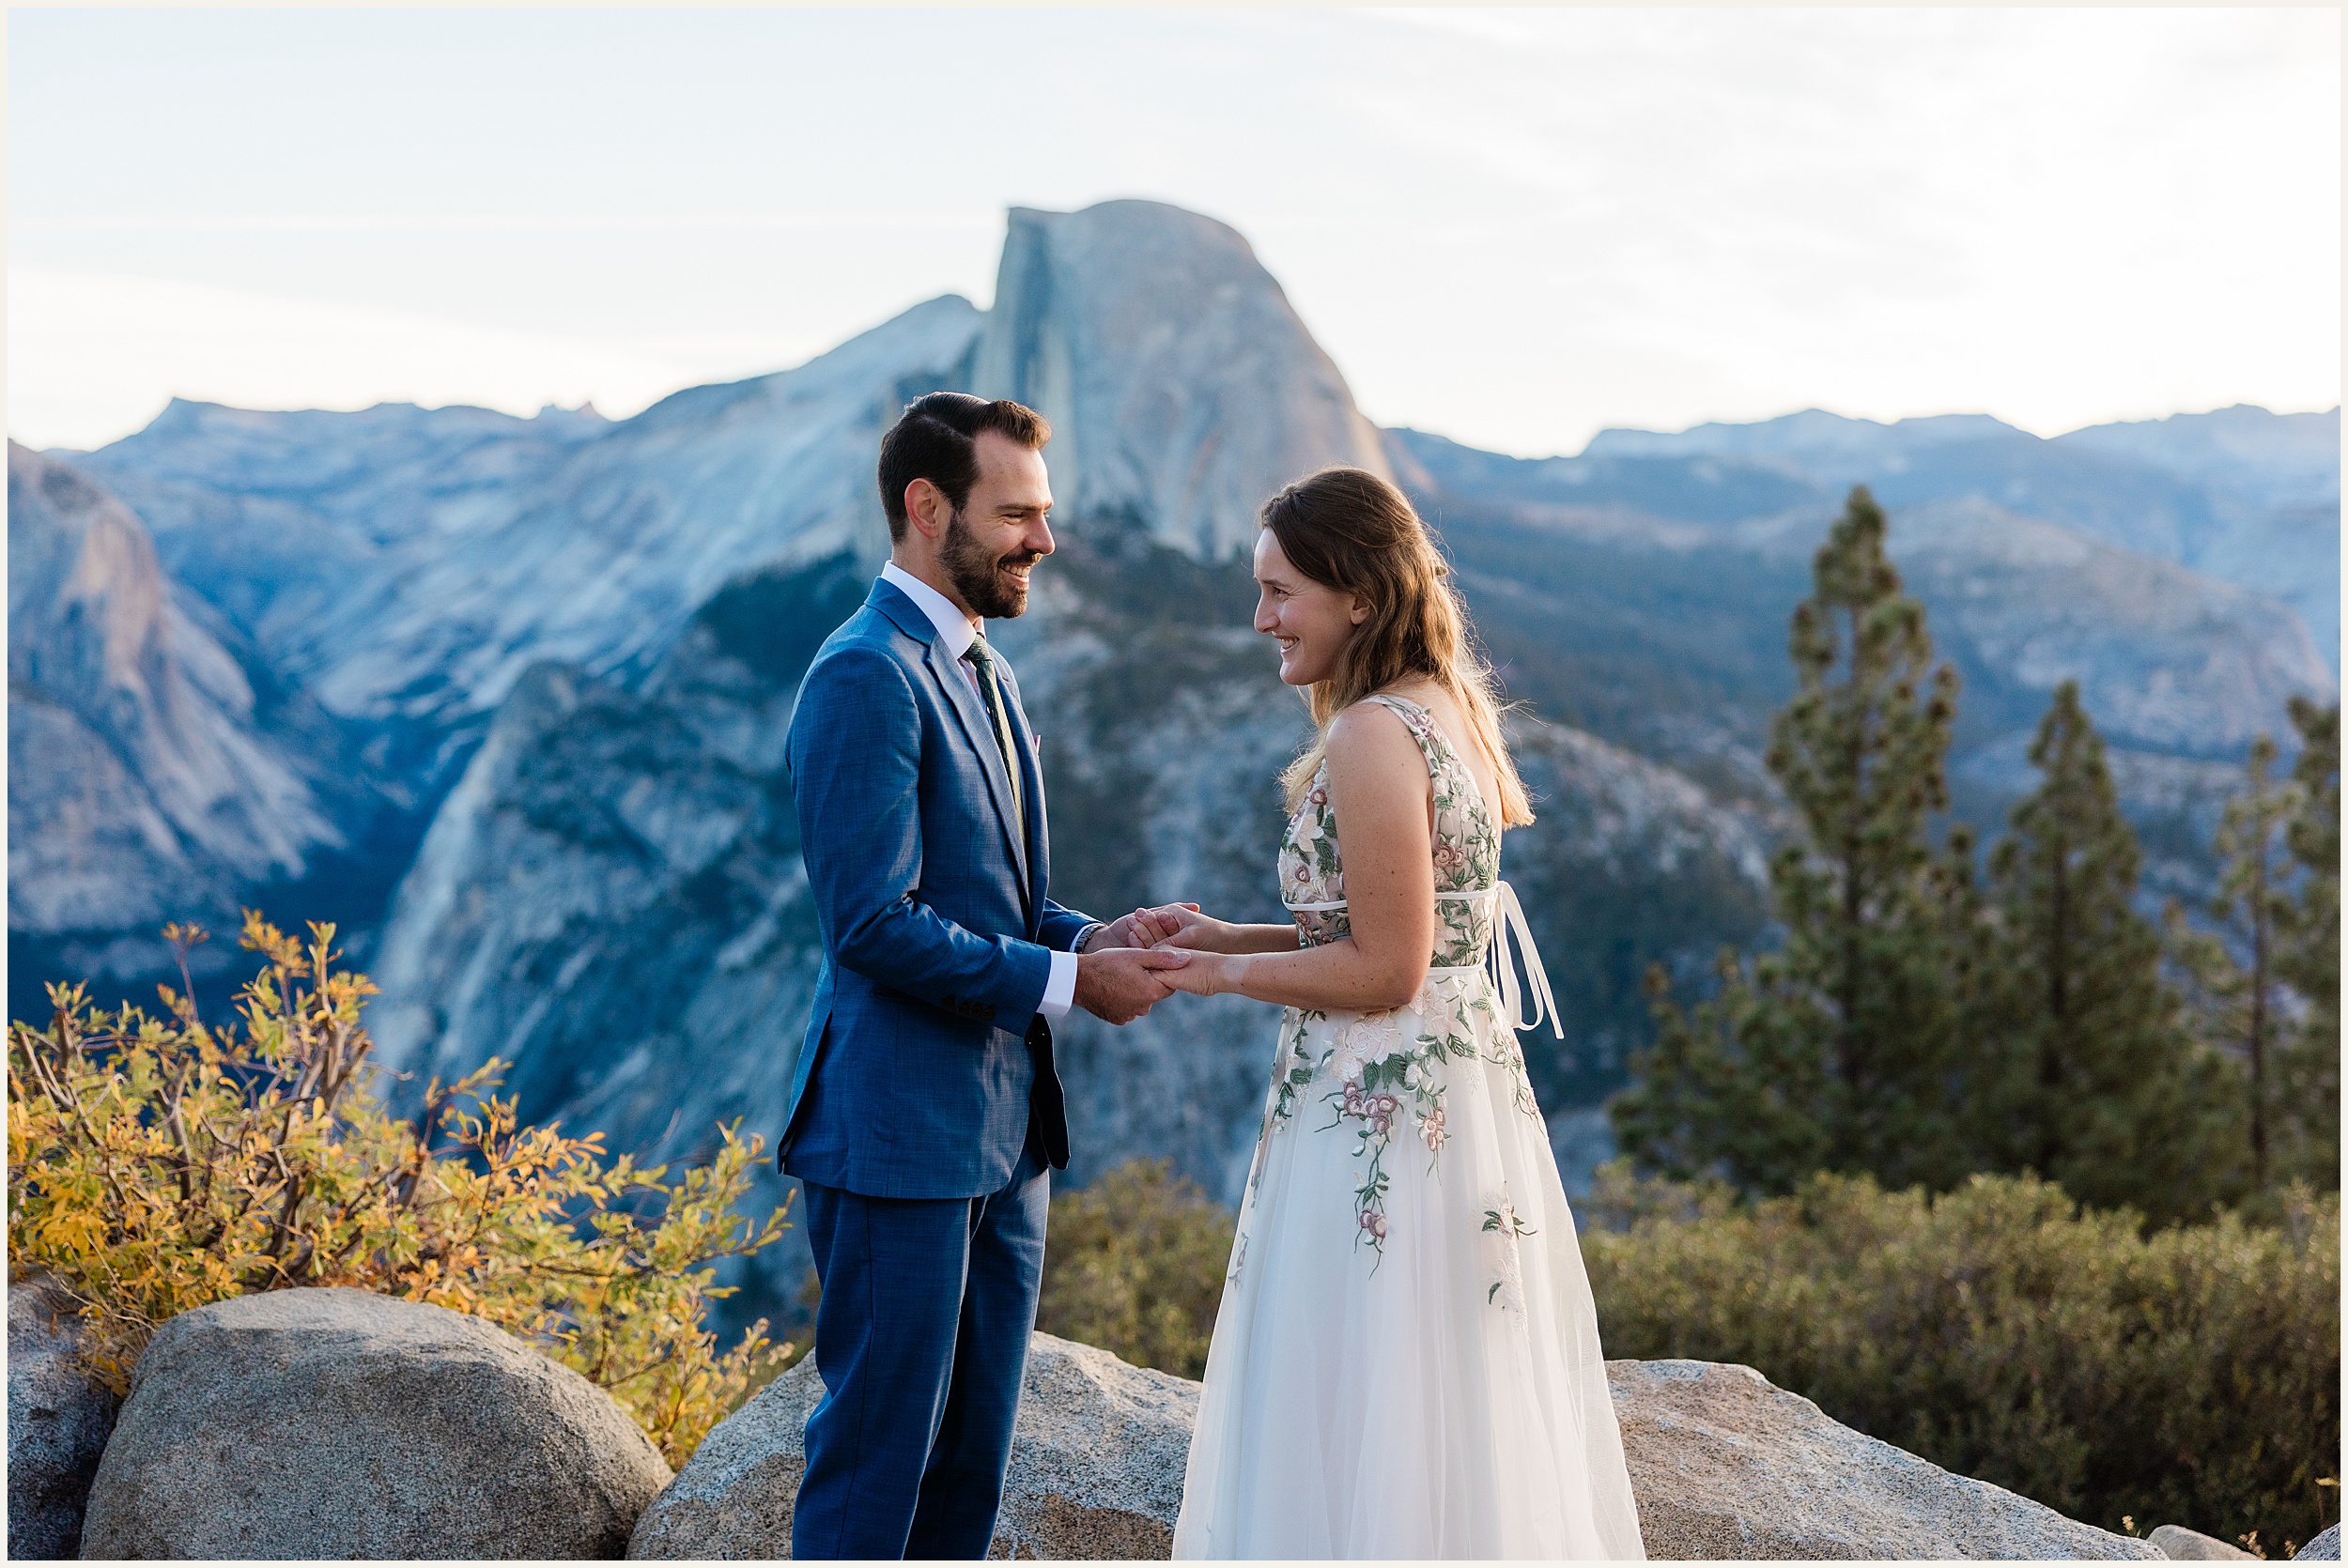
left=878, top=561, right=1087, bottom=1018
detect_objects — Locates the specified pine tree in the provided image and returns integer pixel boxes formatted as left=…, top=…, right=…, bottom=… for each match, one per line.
left=2204, top=736, right=2302, bottom=1194
left=1977, top=682, right=2240, bottom=1222
left=1615, top=487, right=1967, bottom=1191
left=2159, top=898, right=2255, bottom=1202
left=2274, top=698, right=2339, bottom=1189
left=1619, top=948, right=1835, bottom=1189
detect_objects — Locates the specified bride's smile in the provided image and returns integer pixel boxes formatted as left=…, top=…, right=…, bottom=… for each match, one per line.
left=1253, top=529, right=1369, bottom=686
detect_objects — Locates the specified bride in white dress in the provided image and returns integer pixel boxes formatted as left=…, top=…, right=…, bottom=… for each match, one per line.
left=1135, top=467, right=1646, bottom=1560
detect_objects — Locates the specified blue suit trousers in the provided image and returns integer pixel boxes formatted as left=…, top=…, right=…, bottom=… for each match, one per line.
left=791, top=1129, right=1051, bottom=1560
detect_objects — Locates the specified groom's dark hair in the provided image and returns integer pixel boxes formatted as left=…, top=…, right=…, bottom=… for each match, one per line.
left=878, top=392, right=1052, bottom=543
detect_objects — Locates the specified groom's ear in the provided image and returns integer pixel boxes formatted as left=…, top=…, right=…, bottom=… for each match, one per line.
left=904, top=477, right=951, bottom=541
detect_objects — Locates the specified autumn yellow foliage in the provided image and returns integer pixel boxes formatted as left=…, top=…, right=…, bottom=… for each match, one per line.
left=7, top=915, right=790, bottom=1466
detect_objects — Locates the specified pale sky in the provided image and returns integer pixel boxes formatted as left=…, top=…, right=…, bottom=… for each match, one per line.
left=8, top=8, right=2340, bottom=458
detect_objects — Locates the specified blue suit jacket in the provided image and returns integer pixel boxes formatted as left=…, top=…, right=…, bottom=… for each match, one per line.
left=780, top=578, right=1095, bottom=1199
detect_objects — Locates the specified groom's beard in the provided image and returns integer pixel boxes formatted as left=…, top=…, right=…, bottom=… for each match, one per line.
left=941, top=510, right=1039, bottom=620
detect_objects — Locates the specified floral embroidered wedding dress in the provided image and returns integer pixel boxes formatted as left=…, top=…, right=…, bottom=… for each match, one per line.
left=1171, top=695, right=1647, bottom=1560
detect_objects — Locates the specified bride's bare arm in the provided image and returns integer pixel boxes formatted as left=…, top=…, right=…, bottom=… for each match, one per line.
left=1120, top=904, right=1299, bottom=954
left=1180, top=920, right=1304, bottom=955
left=1160, top=703, right=1436, bottom=1011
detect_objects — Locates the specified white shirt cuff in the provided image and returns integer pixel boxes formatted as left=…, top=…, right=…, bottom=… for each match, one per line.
left=1039, top=947, right=1080, bottom=1019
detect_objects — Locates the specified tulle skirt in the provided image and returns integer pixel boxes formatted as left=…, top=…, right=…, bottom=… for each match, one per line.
left=1172, top=972, right=1647, bottom=1560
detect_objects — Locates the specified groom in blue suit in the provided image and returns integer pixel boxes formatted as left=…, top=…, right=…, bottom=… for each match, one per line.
left=781, top=392, right=1188, bottom=1559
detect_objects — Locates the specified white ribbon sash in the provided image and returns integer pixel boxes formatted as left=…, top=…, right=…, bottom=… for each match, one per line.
left=1281, top=879, right=1563, bottom=1038
left=1449, top=882, right=1563, bottom=1038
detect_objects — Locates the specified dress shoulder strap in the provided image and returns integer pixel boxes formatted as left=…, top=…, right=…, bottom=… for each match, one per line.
left=1356, top=693, right=1444, bottom=777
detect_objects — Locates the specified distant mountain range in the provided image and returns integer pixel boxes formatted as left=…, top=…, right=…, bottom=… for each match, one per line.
left=10, top=199, right=2336, bottom=1331
left=1475, top=399, right=2339, bottom=667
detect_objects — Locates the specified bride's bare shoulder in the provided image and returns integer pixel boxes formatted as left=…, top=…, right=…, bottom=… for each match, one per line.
left=1323, top=699, right=1429, bottom=785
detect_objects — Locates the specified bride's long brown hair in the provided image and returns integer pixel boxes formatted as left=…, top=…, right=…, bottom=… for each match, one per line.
left=1264, top=466, right=1534, bottom=827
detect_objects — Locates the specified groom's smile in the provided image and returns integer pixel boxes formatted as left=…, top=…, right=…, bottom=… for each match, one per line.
left=995, top=550, right=1040, bottom=595
left=928, top=429, right=1056, bottom=623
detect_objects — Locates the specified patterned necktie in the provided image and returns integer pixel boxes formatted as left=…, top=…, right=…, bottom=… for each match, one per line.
left=963, top=634, right=1026, bottom=838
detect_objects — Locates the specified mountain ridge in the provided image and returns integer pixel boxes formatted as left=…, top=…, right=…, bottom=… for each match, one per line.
left=1398, top=402, right=2340, bottom=676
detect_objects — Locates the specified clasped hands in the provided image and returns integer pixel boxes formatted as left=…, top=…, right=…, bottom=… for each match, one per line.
left=1072, top=902, right=1240, bottom=1023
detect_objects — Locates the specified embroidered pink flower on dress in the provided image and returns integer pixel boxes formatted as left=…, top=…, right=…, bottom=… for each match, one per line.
left=1269, top=695, right=1526, bottom=1263
left=1418, top=1106, right=1448, bottom=1153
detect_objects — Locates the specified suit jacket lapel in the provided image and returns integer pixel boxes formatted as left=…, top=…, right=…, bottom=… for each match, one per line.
left=998, top=667, right=1050, bottom=928
left=921, top=638, right=1033, bottom=908
left=871, top=578, right=1035, bottom=916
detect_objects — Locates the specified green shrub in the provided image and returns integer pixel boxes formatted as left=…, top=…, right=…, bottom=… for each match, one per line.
left=1581, top=1160, right=2340, bottom=1555
left=1037, top=1158, right=1235, bottom=1379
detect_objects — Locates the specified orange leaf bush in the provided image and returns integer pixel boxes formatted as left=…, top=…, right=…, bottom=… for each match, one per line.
left=7, top=914, right=790, bottom=1465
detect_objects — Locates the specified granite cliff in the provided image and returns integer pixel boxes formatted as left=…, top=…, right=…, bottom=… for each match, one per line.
left=973, top=201, right=1392, bottom=559
left=7, top=441, right=380, bottom=988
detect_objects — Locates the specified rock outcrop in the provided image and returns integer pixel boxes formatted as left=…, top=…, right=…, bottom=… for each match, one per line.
left=81, top=1286, right=672, bottom=1560
left=1608, top=1359, right=2158, bottom=1560
left=7, top=1278, right=121, bottom=1560
left=2150, top=1523, right=2257, bottom=1560
left=627, top=1330, right=1197, bottom=1560
left=631, top=1342, right=2153, bottom=1561
left=2297, top=1523, right=2342, bottom=1560
left=974, top=200, right=1392, bottom=561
